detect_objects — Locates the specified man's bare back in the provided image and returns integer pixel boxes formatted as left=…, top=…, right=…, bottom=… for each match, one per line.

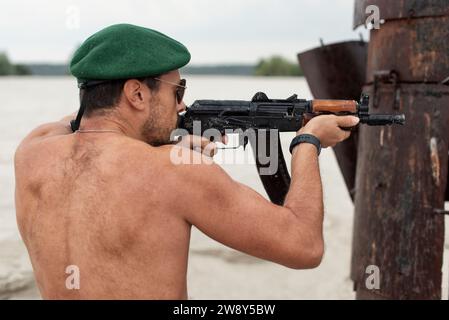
left=15, top=122, right=191, bottom=299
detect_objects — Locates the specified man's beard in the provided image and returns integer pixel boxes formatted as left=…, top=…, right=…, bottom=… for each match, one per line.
left=141, top=111, right=177, bottom=147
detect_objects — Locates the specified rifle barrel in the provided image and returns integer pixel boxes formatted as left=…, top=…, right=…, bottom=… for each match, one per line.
left=361, top=114, right=406, bottom=126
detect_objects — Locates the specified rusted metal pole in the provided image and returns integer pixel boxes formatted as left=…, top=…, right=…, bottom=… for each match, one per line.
left=351, top=0, right=449, bottom=299
left=298, top=41, right=368, bottom=200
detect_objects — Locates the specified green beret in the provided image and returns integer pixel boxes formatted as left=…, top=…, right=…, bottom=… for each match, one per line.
left=70, top=24, right=190, bottom=84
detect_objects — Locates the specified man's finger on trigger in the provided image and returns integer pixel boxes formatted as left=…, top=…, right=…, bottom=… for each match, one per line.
left=200, top=137, right=213, bottom=149
left=200, top=137, right=215, bottom=147
left=222, top=135, right=228, bottom=145
left=203, top=142, right=217, bottom=157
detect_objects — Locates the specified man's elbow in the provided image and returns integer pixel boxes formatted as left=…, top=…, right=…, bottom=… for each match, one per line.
left=283, top=240, right=324, bottom=270
left=302, top=241, right=325, bottom=269
left=280, top=207, right=325, bottom=269
left=278, top=231, right=324, bottom=270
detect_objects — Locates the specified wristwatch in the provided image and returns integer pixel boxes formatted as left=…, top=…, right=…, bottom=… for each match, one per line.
left=289, top=134, right=321, bottom=155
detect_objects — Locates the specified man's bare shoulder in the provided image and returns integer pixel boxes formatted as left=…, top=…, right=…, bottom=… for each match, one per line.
left=26, top=119, right=73, bottom=141
left=14, top=121, right=69, bottom=166
left=15, top=118, right=73, bottom=156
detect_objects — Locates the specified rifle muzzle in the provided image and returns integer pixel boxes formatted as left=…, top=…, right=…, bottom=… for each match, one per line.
left=361, top=114, right=406, bottom=126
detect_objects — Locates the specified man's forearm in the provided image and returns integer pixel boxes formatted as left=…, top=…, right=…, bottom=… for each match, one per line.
left=283, top=143, right=324, bottom=231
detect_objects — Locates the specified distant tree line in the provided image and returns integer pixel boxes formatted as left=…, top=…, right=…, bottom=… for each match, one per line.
left=0, top=53, right=302, bottom=77
left=0, top=52, right=31, bottom=75
left=254, top=56, right=303, bottom=76
left=183, top=56, right=303, bottom=77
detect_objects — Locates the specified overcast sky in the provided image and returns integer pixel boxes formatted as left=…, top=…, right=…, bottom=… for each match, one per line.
left=0, top=0, right=368, bottom=65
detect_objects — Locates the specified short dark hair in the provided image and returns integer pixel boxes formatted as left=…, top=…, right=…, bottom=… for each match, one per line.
left=80, top=77, right=160, bottom=117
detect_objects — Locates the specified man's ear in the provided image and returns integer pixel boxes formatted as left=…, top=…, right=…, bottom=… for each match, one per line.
left=123, top=79, right=150, bottom=111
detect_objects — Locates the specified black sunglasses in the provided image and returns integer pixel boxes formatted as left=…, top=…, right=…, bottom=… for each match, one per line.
left=154, top=78, right=187, bottom=104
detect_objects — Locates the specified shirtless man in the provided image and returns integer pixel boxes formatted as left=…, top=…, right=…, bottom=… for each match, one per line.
left=14, top=24, right=359, bottom=299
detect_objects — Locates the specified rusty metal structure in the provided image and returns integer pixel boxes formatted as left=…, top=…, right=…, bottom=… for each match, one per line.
left=298, top=41, right=367, bottom=200
left=297, top=0, right=449, bottom=299
left=350, top=0, right=449, bottom=299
